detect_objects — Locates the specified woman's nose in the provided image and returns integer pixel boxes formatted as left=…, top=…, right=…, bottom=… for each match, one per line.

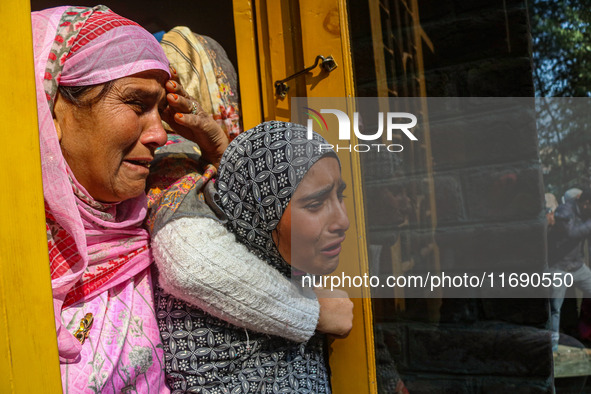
left=141, top=112, right=168, bottom=148
left=331, top=201, right=350, bottom=233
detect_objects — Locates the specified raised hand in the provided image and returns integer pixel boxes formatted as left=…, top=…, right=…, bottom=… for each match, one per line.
left=314, top=288, right=354, bottom=338
left=161, top=67, right=229, bottom=167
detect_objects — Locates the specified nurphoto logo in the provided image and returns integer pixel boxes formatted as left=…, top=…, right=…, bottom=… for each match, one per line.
left=304, top=107, right=418, bottom=152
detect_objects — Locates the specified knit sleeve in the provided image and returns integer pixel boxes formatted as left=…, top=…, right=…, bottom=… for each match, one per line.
left=152, top=216, right=319, bottom=342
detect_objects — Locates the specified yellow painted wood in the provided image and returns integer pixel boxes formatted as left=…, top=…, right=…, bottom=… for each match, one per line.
left=233, top=0, right=264, bottom=129
left=245, top=0, right=377, bottom=390
left=264, top=0, right=292, bottom=120
left=252, top=0, right=302, bottom=122
left=297, top=0, right=377, bottom=392
left=0, top=1, right=62, bottom=392
left=368, top=0, right=388, bottom=97
left=251, top=0, right=271, bottom=120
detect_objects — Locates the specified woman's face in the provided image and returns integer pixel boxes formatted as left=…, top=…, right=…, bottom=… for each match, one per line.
left=53, top=70, right=168, bottom=203
left=273, top=157, right=350, bottom=275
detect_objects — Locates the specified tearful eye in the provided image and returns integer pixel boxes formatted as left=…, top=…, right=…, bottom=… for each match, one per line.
left=337, top=182, right=347, bottom=201
left=127, top=101, right=147, bottom=113
left=306, top=201, right=323, bottom=210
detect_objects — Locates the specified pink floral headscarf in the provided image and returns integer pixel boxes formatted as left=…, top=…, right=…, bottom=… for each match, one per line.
left=33, top=5, right=170, bottom=392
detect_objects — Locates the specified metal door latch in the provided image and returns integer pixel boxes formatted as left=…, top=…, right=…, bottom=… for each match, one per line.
left=274, top=55, right=338, bottom=98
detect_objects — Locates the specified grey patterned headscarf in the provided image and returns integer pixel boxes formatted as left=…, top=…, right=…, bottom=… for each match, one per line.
left=216, top=121, right=338, bottom=275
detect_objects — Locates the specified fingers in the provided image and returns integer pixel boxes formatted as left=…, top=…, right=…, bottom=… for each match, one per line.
left=316, top=296, right=354, bottom=338
left=173, top=104, right=211, bottom=129
left=161, top=76, right=206, bottom=131
left=166, top=79, right=188, bottom=98
left=314, top=288, right=349, bottom=298
left=160, top=75, right=229, bottom=167
left=165, top=66, right=190, bottom=111
left=167, top=91, right=199, bottom=116
left=161, top=95, right=207, bottom=137
left=169, top=65, right=180, bottom=83
left=166, top=82, right=192, bottom=116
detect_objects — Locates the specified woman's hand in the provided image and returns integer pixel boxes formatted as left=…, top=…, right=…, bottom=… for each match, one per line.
left=314, top=288, right=354, bottom=338
left=161, top=67, right=229, bottom=168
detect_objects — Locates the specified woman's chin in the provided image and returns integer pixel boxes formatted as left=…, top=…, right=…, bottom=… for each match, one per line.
left=112, top=180, right=148, bottom=202
left=321, top=261, right=340, bottom=276
left=294, top=257, right=340, bottom=276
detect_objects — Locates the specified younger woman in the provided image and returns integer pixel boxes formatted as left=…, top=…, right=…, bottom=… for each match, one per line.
left=152, top=121, right=350, bottom=392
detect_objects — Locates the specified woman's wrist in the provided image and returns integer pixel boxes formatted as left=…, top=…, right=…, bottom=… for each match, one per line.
left=201, top=133, right=228, bottom=168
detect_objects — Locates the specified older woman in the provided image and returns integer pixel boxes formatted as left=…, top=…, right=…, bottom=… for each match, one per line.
left=34, top=5, right=350, bottom=393
left=34, top=6, right=187, bottom=392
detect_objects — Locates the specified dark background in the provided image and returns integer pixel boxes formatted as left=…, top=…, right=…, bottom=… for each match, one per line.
left=30, top=0, right=238, bottom=68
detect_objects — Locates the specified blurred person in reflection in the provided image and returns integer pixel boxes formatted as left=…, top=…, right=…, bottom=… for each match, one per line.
left=546, top=193, right=558, bottom=227
left=562, top=187, right=583, bottom=204
left=548, top=188, right=591, bottom=351
left=150, top=121, right=353, bottom=392
left=364, top=153, right=412, bottom=277
left=362, top=151, right=411, bottom=394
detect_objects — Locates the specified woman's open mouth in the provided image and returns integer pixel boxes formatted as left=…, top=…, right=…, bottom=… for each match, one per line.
left=125, top=159, right=151, bottom=167
left=123, top=159, right=152, bottom=174
left=321, top=238, right=346, bottom=257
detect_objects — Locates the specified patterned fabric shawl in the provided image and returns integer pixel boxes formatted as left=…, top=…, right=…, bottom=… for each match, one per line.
left=33, top=5, right=170, bottom=393
left=161, top=26, right=242, bottom=141
left=216, top=121, right=337, bottom=275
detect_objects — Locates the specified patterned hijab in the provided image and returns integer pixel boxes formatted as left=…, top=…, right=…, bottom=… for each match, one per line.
left=216, top=121, right=338, bottom=275
left=32, top=5, right=169, bottom=359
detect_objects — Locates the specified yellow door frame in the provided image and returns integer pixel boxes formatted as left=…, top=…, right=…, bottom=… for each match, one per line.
left=0, top=1, right=62, bottom=392
left=297, top=1, right=377, bottom=392
left=233, top=1, right=377, bottom=392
